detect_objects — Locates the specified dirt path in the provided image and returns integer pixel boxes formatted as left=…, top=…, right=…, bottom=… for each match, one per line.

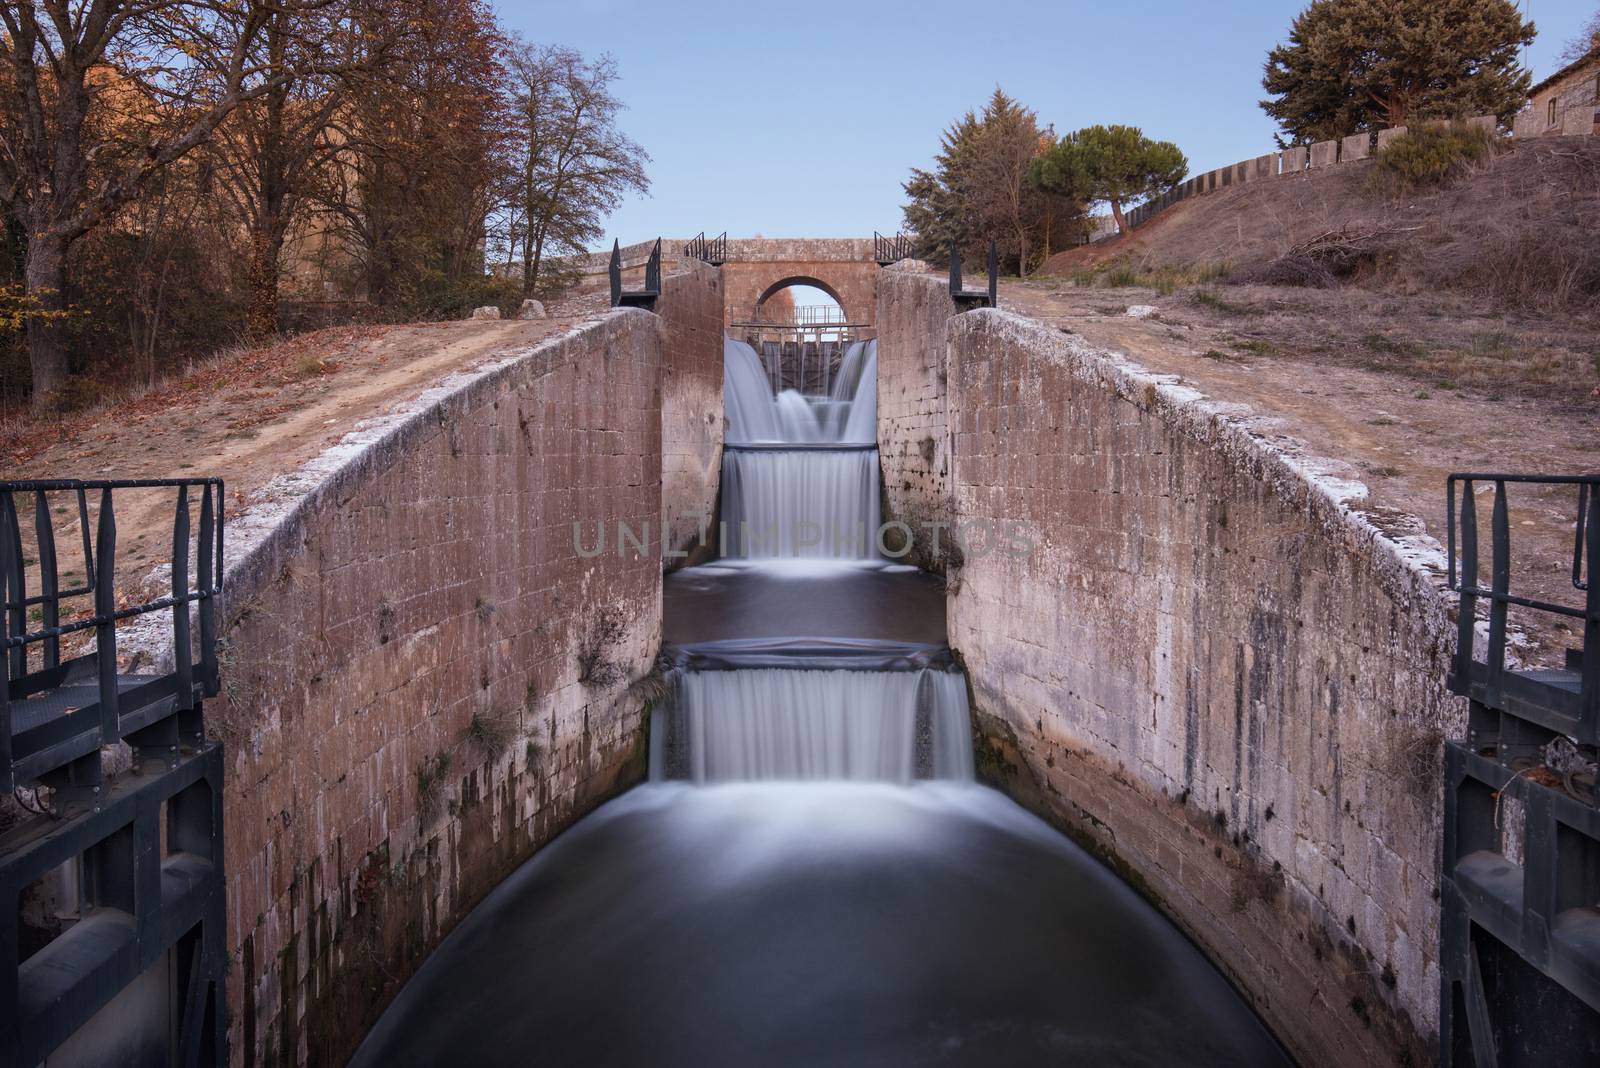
left=1001, top=279, right=1600, bottom=665
left=3, top=299, right=609, bottom=599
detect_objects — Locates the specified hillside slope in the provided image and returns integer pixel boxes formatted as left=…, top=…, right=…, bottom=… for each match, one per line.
left=1043, top=136, right=1600, bottom=314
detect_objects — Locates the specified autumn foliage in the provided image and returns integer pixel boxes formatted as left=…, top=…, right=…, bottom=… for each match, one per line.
left=0, top=0, right=648, bottom=413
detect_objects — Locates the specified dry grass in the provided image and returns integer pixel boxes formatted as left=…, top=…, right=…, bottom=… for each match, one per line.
left=1039, top=137, right=1600, bottom=317
left=0, top=325, right=388, bottom=465
left=1178, top=285, right=1599, bottom=399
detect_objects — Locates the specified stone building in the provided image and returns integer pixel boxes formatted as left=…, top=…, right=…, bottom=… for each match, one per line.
left=1514, top=37, right=1600, bottom=138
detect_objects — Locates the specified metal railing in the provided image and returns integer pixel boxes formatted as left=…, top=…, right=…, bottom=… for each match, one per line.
left=685, top=231, right=727, bottom=265
left=1, top=476, right=227, bottom=1067
left=609, top=237, right=661, bottom=310
left=1445, top=472, right=1599, bottom=741
left=1441, top=471, right=1600, bottom=1066
left=874, top=231, right=913, bottom=266
left=740, top=304, right=850, bottom=328
left=2, top=478, right=224, bottom=795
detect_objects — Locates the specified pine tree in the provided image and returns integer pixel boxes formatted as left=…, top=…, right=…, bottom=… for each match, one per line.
left=1261, top=0, right=1536, bottom=144
left=901, top=91, right=1080, bottom=275
left=1031, top=125, right=1186, bottom=238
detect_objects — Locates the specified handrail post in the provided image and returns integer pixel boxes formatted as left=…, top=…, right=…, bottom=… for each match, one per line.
left=987, top=239, right=998, bottom=306
left=1455, top=480, right=1479, bottom=692
left=608, top=239, right=622, bottom=307
left=34, top=490, right=59, bottom=670
left=172, top=485, right=194, bottom=712
left=94, top=487, right=120, bottom=745
left=0, top=491, right=12, bottom=793
left=2, top=491, right=23, bottom=679
left=198, top=483, right=220, bottom=699
left=1485, top=480, right=1511, bottom=710
left=1582, top=481, right=1599, bottom=743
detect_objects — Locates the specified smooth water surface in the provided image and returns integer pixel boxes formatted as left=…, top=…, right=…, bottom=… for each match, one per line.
left=350, top=783, right=1288, bottom=1067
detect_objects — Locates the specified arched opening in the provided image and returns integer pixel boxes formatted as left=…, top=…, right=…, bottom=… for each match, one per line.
left=754, top=276, right=848, bottom=337
left=742, top=277, right=855, bottom=395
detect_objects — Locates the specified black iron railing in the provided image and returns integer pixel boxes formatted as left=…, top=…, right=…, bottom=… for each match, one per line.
left=1440, top=471, right=1600, bottom=1066
left=610, top=238, right=662, bottom=310
left=874, top=231, right=913, bottom=266
left=950, top=240, right=998, bottom=311
left=685, top=231, right=727, bottom=265
left=1446, top=473, right=1599, bottom=741
left=1, top=476, right=227, bottom=1067
left=2, top=478, right=224, bottom=795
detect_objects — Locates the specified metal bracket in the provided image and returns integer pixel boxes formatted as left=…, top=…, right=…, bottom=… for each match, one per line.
left=610, top=238, right=662, bottom=310
left=950, top=240, right=998, bottom=311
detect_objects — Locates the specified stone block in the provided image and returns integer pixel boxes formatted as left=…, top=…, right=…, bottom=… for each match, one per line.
left=1376, top=126, right=1408, bottom=151
left=1309, top=139, right=1339, bottom=167
left=1254, top=153, right=1278, bottom=180
left=1562, top=104, right=1595, bottom=136
left=1235, top=159, right=1253, bottom=184
left=517, top=298, right=547, bottom=320
left=469, top=305, right=500, bottom=320
left=1279, top=146, right=1307, bottom=174
left=1340, top=133, right=1370, bottom=162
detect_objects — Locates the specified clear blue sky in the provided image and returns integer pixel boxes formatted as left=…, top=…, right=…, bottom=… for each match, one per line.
left=494, top=0, right=1595, bottom=245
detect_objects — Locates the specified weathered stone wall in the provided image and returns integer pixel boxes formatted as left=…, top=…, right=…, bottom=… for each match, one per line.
left=721, top=259, right=879, bottom=331
left=943, top=306, right=1459, bottom=1066
left=658, top=261, right=724, bottom=562
left=213, top=311, right=666, bottom=1066
left=875, top=263, right=955, bottom=571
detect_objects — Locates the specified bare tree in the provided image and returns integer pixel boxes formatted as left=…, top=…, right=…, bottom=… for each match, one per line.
left=319, top=0, right=509, bottom=316
left=503, top=41, right=649, bottom=295
left=1558, top=11, right=1600, bottom=66
left=0, top=0, right=329, bottom=409
left=210, top=1, right=378, bottom=341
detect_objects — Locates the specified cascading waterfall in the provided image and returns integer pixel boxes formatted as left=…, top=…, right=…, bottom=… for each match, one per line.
left=352, top=324, right=1289, bottom=1068
left=652, top=667, right=973, bottom=783
left=720, top=449, right=880, bottom=559
left=721, top=337, right=880, bottom=560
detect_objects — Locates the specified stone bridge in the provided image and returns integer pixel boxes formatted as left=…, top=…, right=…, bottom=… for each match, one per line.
left=581, top=237, right=884, bottom=331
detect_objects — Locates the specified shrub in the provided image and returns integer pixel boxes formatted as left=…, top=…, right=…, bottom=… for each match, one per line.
left=1228, top=255, right=1337, bottom=288
left=1368, top=122, right=1495, bottom=194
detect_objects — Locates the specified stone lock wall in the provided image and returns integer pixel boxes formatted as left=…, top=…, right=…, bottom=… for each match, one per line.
left=657, top=260, right=725, bottom=562
left=941, top=306, right=1459, bottom=1067
left=211, top=311, right=673, bottom=1066
left=875, top=263, right=956, bottom=571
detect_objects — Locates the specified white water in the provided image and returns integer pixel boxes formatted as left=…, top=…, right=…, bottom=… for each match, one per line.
left=721, top=449, right=881, bottom=559
left=653, top=668, right=973, bottom=783
left=722, top=336, right=881, bottom=559
left=723, top=338, right=878, bottom=445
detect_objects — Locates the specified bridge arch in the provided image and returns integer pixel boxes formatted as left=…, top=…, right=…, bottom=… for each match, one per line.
left=756, top=275, right=845, bottom=310
left=716, top=241, right=881, bottom=334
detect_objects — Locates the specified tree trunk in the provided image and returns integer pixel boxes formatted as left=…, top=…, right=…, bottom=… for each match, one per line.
left=246, top=228, right=281, bottom=343
left=25, top=232, right=71, bottom=412
left=1110, top=198, right=1129, bottom=237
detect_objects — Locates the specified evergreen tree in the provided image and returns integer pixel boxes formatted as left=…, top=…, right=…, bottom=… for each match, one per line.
left=901, top=91, right=1080, bottom=275
left=1261, top=0, right=1535, bottom=144
left=1031, top=125, right=1186, bottom=238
